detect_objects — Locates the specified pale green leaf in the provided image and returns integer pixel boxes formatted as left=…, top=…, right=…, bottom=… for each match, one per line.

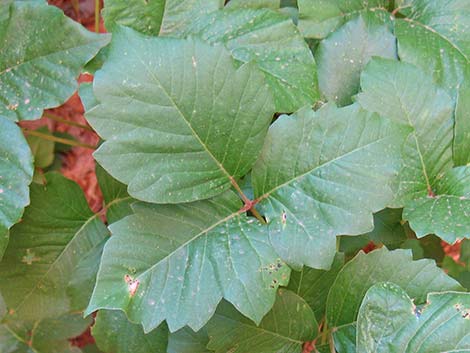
left=252, top=103, right=410, bottom=270
left=395, top=0, right=470, bottom=98
left=287, top=253, right=344, bottom=320
left=96, top=164, right=134, bottom=224
left=0, top=173, right=109, bottom=321
left=207, top=289, right=317, bottom=353
left=226, top=0, right=280, bottom=9
left=167, top=327, right=211, bottom=353
left=403, top=166, right=470, bottom=243
left=102, top=0, right=222, bottom=36
left=78, top=82, right=99, bottom=112
left=454, top=74, right=470, bottom=166
left=357, top=282, right=470, bottom=352
left=326, top=247, right=463, bottom=328
left=183, top=8, right=318, bottom=113
left=297, top=0, right=390, bottom=39
left=86, top=191, right=290, bottom=332
left=86, top=27, right=275, bottom=204
left=92, top=310, right=168, bottom=353
left=0, top=116, right=33, bottom=259
left=315, top=12, right=396, bottom=106
left=356, top=58, right=470, bottom=242
left=0, top=1, right=109, bottom=121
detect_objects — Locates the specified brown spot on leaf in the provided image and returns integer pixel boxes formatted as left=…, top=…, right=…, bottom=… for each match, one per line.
left=124, top=274, right=140, bottom=297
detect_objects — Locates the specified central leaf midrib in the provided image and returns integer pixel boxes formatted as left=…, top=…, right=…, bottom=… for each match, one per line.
left=134, top=51, right=233, bottom=183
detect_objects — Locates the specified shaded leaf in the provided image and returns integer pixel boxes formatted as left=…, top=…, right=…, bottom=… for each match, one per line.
left=357, top=282, right=470, bottom=352
left=26, top=127, right=54, bottom=169
left=92, top=310, right=168, bottom=353
left=207, top=289, right=317, bottom=353
left=297, top=0, right=390, bottom=39
left=315, top=12, right=396, bottom=106
left=86, top=191, right=289, bottom=333
left=183, top=8, right=318, bottom=112
left=167, top=327, right=211, bottom=353
left=0, top=173, right=109, bottom=321
left=287, top=253, right=344, bottom=320
left=0, top=116, right=34, bottom=258
left=86, top=27, right=275, bottom=204
left=252, top=103, right=410, bottom=270
left=0, top=1, right=109, bottom=121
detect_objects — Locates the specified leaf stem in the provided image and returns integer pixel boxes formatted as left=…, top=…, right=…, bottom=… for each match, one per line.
left=328, top=332, right=336, bottom=353
left=22, top=128, right=96, bottom=150
left=229, top=176, right=266, bottom=224
left=43, top=112, right=94, bottom=131
left=95, top=0, right=100, bottom=33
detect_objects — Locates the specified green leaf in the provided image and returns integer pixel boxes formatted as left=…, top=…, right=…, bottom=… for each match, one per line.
left=315, top=12, right=397, bottom=106
left=0, top=1, right=109, bottom=121
left=0, top=313, right=91, bottom=353
left=454, top=76, right=470, bottom=166
left=167, top=327, right=211, bottom=353
left=26, top=127, right=54, bottom=169
left=86, top=27, right=275, bottom=204
left=326, top=247, right=463, bottom=329
left=360, top=208, right=408, bottom=248
left=86, top=191, right=290, bottom=332
left=207, top=289, right=317, bottom=353
left=182, top=8, right=318, bottom=113
left=287, top=253, right=344, bottom=320
left=102, top=0, right=222, bottom=36
left=0, top=173, right=109, bottom=322
left=226, top=0, right=280, bottom=9
left=356, top=58, right=470, bottom=242
left=78, top=82, right=99, bottom=112
left=357, top=282, right=470, bottom=352
left=297, top=0, right=390, bottom=39
left=395, top=0, right=470, bottom=97
left=403, top=166, right=470, bottom=242
left=0, top=116, right=34, bottom=258
left=251, top=103, right=410, bottom=270
left=96, top=164, right=134, bottom=224
left=92, top=310, right=168, bottom=353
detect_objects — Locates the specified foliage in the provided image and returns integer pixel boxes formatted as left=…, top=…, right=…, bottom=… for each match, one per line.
left=1, top=0, right=470, bottom=352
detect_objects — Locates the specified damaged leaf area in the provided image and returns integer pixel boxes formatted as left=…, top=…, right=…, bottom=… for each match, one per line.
left=2, top=0, right=470, bottom=352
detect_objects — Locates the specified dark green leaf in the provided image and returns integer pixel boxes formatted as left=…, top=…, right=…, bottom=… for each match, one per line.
left=207, top=289, right=317, bottom=353
left=26, top=127, right=54, bottom=169
left=167, top=327, right=211, bottom=353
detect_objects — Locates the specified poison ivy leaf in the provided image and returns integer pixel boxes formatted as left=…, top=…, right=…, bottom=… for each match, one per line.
left=183, top=8, right=318, bottom=113
left=356, top=58, right=470, bottom=242
left=86, top=191, right=290, bottom=333
left=361, top=208, right=408, bottom=248
left=0, top=1, right=109, bottom=121
left=102, top=0, right=222, bottom=36
left=0, top=313, right=91, bottom=353
left=207, top=289, right=317, bottom=353
left=26, top=127, right=54, bottom=169
left=0, top=173, right=109, bottom=322
left=315, top=12, right=396, bottom=106
left=86, top=27, right=275, bottom=204
left=92, top=310, right=168, bottom=353
left=454, top=77, right=470, bottom=166
left=0, top=116, right=33, bottom=258
left=226, top=0, right=280, bottom=8
left=287, top=253, right=344, bottom=320
left=326, top=247, right=463, bottom=329
left=357, top=282, right=470, bottom=352
left=96, top=164, right=134, bottom=224
left=297, top=0, right=390, bottom=39
left=251, top=102, right=410, bottom=270
left=403, top=166, right=470, bottom=242
left=167, top=327, right=211, bottom=353
left=394, top=1, right=470, bottom=98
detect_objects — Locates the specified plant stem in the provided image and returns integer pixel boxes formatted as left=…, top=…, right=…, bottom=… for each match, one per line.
left=229, top=176, right=266, bottom=224
left=43, top=112, right=94, bottom=131
left=328, top=333, right=336, bottom=353
left=22, top=128, right=96, bottom=150
left=95, top=0, right=100, bottom=33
